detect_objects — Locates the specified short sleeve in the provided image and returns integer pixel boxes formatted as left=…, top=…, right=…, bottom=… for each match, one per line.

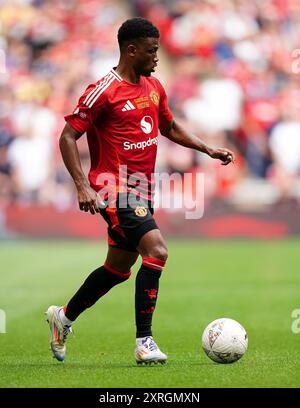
left=64, top=83, right=107, bottom=134
left=157, top=80, right=173, bottom=133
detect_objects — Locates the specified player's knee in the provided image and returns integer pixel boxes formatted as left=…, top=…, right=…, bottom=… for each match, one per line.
left=147, top=245, right=168, bottom=263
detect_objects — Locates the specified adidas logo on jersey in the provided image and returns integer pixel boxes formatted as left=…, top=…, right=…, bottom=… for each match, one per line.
left=122, top=100, right=136, bottom=111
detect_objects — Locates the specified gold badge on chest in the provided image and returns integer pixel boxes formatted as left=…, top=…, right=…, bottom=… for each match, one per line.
left=134, top=96, right=149, bottom=109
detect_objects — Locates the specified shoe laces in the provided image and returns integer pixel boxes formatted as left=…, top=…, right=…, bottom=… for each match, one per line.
left=143, top=337, right=158, bottom=352
left=62, top=325, right=73, bottom=343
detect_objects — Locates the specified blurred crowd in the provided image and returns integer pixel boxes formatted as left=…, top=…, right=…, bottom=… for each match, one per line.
left=1, top=0, right=300, bottom=211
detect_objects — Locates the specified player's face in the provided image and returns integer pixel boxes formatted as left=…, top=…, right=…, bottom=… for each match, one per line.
left=133, top=37, right=159, bottom=77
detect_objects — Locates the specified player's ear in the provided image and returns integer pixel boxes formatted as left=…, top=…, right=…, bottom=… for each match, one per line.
left=127, top=44, right=137, bottom=57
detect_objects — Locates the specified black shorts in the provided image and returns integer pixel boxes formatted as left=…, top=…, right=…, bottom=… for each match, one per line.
left=100, top=192, right=158, bottom=252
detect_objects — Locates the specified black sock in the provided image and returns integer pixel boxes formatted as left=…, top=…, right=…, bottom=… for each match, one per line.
left=135, top=265, right=162, bottom=338
left=65, top=264, right=130, bottom=321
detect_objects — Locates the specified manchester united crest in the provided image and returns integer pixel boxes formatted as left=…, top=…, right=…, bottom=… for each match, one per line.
left=135, top=206, right=147, bottom=217
left=150, top=90, right=159, bottom=106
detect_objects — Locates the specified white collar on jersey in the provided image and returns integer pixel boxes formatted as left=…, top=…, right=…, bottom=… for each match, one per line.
left=111, top=68, right=123, bottom=82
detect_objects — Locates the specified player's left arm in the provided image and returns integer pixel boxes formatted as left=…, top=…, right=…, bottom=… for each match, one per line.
left=161, top=120, right=235, bottom=166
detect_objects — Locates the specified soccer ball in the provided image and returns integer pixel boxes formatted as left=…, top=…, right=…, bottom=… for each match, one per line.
left=202, top=318, right=248, bottom=364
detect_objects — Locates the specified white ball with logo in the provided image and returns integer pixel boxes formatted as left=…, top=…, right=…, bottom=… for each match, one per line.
left=202, top=318, right=248, bottom=363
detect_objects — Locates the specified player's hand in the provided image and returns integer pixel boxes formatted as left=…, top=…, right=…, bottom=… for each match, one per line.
left=76, top=183, right=104, bottom=215
left=209, top=148, right=235, bottom=166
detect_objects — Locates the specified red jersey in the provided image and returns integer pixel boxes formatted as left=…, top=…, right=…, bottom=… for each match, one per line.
left=65, top=68, right=173, bottom=201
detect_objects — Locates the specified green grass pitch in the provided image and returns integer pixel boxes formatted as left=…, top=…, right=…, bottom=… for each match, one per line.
left=0, top=239, right=299, bottom=388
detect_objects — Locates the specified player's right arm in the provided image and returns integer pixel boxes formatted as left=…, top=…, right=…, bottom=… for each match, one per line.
left=62, top=79, right=110, bottom=214
left=59, top=123, right=101, bottom=215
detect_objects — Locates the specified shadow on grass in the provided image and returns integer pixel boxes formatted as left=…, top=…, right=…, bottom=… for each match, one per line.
left=1, top=361, right=139, bottom=370
left=2, top=358, right=238, bottom=369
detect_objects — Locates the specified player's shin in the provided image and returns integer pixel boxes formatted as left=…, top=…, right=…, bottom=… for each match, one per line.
left=135, top=257, right=166, bottom=338
left=64, top=263, right=131, bottom=321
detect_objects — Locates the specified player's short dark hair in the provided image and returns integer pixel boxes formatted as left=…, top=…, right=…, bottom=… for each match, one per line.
left=118, top=17, right=160, bottom=48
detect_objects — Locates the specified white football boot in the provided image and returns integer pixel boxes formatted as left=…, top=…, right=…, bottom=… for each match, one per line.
left=135, top=336, right=167, bottom=365
left=45, top=305, right=72, bottom=362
